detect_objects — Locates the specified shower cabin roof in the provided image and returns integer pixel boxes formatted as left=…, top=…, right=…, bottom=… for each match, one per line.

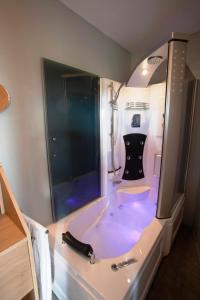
left=127, top=32, right=190, bottom=88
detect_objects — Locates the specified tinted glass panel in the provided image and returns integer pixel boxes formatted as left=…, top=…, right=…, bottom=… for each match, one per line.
left=43, top=59, right=100, bottom=220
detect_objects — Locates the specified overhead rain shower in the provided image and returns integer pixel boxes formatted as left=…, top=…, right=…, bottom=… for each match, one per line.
left=147, top=55, right=163, bottom=65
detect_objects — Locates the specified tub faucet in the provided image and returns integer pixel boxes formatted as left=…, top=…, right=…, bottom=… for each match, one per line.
left=89, top=252, right=96, bottom=264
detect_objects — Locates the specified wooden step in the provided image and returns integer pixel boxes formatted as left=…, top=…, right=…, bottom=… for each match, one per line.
left=0, top=238, right=33, bottom=300
left=0, top=214, right=25, bottom=253
left=0, top=166, right=38, bottom=299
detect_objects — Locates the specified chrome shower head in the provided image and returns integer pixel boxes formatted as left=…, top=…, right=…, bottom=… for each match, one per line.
left=147, top=55, right=163, bottom=65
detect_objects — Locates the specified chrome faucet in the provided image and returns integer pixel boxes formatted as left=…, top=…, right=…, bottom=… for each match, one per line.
left=89, top=252, right=96, bottom=264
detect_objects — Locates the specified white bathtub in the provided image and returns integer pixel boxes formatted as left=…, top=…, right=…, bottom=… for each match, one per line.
left=67, top=186, right=156, bottom=259
left=48, top=191, right=184, bottom=300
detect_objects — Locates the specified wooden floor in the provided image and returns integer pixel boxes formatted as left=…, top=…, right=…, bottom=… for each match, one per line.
left=146, top=226, right=200, bottom=300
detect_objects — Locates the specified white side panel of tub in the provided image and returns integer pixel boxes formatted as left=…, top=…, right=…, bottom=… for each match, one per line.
left=52, top=252, right=96, bottom=300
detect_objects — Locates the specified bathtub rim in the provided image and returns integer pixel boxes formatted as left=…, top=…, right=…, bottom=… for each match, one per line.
left=49, top=194, right=184, bottom=300
left=49, top=216, right=165, bottom=300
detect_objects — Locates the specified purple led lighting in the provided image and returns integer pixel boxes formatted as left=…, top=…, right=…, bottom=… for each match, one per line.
left=78, top=190, right=157, bottom=259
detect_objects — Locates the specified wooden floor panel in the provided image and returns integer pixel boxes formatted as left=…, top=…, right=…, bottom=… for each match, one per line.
left=146, top=226, right=200, bottom=300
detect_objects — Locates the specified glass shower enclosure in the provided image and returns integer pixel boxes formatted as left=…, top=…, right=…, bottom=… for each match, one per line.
left=43, top=59, right=101, bottom=220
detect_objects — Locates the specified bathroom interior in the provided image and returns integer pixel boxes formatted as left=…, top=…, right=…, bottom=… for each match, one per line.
left=0, top=1, right=200, bottom=300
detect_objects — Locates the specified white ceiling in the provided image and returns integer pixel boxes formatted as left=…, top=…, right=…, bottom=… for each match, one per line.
left=60, top=0, right=200, bottom=62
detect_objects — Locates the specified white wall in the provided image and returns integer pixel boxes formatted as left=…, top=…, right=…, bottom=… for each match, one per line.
left=0, top=0, right=131, bottom=225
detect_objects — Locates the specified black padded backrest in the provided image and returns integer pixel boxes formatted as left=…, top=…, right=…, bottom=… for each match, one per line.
left=62, top=231, right=93, bottom=257
left=122, top=133, right=147, bottom=180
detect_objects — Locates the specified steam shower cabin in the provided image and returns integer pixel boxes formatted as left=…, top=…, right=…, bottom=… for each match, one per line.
left=45, top=33, right=192, bottom=300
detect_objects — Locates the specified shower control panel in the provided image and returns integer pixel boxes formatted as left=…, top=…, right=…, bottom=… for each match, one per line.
left=131, top=114, right=141, bottom=127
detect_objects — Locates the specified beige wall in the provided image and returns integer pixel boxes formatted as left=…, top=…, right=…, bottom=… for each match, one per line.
left=0, top=0, right=199, bottom=228
left=187, top=32, right=200, bottom=79
left=0, top=0, right=131, bottom=225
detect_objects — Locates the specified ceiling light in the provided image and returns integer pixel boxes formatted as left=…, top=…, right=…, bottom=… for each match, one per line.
left=142, top=69, right=148, bottom=76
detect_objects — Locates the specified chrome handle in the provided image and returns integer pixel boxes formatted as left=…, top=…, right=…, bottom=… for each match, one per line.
left=50, top=137, right=56, bottom=142
left=89, top=252, right=96, bottom=264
